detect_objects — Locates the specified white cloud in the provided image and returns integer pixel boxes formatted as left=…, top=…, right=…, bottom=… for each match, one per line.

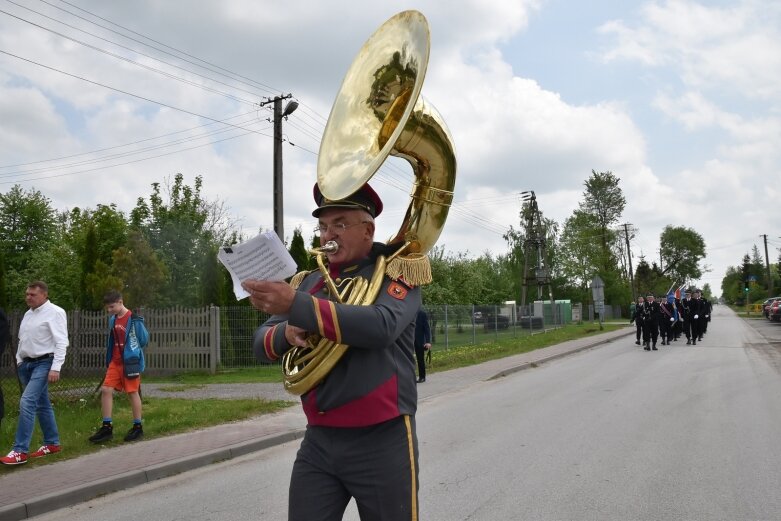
left=2, top=0, right=780, bottom=295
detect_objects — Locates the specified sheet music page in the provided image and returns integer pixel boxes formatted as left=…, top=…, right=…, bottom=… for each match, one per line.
left=217, top=231, right=298, bottom=299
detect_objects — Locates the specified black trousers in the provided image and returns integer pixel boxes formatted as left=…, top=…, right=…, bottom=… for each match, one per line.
left=289, top=415, right=419, bottom=521
left=643, top=321, right=658, bottom=344
left=683, top=318, right=700, bottom=341
left=635, top=322, right=642, bottom=342
left=659, top=317, right=674, bottom=341
left=415, top=344, right=426, bottom=379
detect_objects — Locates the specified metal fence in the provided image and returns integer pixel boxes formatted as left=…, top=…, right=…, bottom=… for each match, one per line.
left=0, top=301, right=622, bottom=415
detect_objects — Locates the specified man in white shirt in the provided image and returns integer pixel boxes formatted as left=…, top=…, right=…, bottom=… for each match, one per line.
left=1, top=281, right=69, bottom=466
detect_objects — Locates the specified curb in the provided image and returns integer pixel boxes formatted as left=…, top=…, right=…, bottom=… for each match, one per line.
left=0, top=431, right=304, bottom=521
left=0, top=328, right=632, bottom=520
left=488, top=328, right=634, bottom=380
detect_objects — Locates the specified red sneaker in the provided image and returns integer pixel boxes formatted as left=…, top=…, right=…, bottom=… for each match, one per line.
left=30, top=445, right=61, bottom=458
left=0, top=450, right=28, bottom=465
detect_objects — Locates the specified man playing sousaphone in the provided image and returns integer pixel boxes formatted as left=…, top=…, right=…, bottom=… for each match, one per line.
left=244, top=182, right=421, bottom=520
left=243, top=9, right=455, bottom=518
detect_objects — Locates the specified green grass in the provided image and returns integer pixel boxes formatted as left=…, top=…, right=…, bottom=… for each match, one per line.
left=727, top=304, right=765, bottom=319
left=0, top=394, right=292, bottom=472
left=0, top=320, right=623, bottom=468
left=143, top=322, right=624, bottom=384
left=427, top=322, right=622, bottom=373
left=144, top=365, right=282, bottom=384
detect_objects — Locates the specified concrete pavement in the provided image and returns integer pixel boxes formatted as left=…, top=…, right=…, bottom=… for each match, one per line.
left=0, top=326, right=633, bottom=521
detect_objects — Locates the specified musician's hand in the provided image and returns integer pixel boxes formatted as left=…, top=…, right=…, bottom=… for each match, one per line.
left=285, top=324, right=309, bottom=347
left=424, top=342, right=431, bottom=351
left=242, top=280, right=295, bottom=315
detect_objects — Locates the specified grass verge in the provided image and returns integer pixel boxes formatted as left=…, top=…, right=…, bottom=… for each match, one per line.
left=0, top=394, right=291, bottom=472
left=428, top=322, right=622, bottom=373
left=0, top=321, right=625, bottom=469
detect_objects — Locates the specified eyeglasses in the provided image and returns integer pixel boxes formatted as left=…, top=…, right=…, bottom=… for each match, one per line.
left=314, top=221, right=369, bottom=235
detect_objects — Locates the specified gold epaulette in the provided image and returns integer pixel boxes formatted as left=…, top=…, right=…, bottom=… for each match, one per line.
left=385, top=253, right=432, bottom=286
left=288, top=270, right=313, bottom=290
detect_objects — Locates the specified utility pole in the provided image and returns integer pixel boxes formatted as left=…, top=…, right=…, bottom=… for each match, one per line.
left=519, top=191, right=555, bottom=324
left=260, top=94, right=298, bottom=242
left=761, top=234, right=773, bottom=297
left=622, top=223, right=636, bottom=301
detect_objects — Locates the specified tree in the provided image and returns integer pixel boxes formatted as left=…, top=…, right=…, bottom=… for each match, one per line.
left=721, top=266, right=743, bottom=304
left=557, top=211, right=602, bottom=297
left=66, top=204, right=128, bottom=308
left=634, top=257, right=654, bottom=296
left=658, top=225, right=707, bottom=284
left=288, top=227, right=314, bottom=272
left=0, top=185, right=58, bottom=305
left=131, top=174, right=225, bottom=307
left=557, top=170, right=628, bottom=305
left=580, top=170, right=626, bottom=236
left=108, top=231, right=168, bottom=307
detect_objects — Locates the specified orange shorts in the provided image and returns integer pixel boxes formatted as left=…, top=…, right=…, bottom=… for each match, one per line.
left=103, top=358, right=141, bottom=393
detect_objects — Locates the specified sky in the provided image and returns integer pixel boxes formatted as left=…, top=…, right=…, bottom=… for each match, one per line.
left=1, top=0, right=780, bottom=297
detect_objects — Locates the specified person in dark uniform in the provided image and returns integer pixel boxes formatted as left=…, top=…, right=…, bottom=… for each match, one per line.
left=630, top=296, right=644, bottom=346
left=414, top=308, right=431, bottom=383
left=641, top=293, right=660, bottom=350
left=697, top=291, right=711, bottom=337
left=244, top=183, right=421, bottom=521
left=680, top=289, right=699, bottom=345
left=658, top=293, right=678, bottom=345
left=672, top=292, right=684, bottom=341
left=690, top=289, right=705, bottom=344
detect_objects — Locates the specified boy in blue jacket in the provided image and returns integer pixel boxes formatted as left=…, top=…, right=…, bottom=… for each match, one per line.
left=88, top=290, right=149, bottom=443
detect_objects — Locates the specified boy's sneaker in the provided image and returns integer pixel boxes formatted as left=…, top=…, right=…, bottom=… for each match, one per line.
left=30, top=445, right=61, bottom=458
left=88, top=424, right=113, bottom=443
left=0, top=450, right=28, bottom=465
left=124, top=424, right=144, bottom=442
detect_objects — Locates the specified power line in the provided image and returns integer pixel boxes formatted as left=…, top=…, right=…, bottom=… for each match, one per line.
left=39, top=0, right=279, bottom=96
left=1, top=5, right=263, bottom=105
left=0, top=110, right=260, bottom=169
left=0, top=129, right=262, bottom=185
left=0, top=49, right=273, bottom=135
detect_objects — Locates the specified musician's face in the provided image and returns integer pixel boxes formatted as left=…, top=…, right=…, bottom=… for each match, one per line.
left=318, top=208, right=374, bottom=264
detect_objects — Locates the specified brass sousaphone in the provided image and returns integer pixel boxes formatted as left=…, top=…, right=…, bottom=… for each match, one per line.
left=282, top=10, right=457, bottom=395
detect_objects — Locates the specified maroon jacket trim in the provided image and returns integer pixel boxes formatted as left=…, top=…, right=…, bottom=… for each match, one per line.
left=303, top=375, right=400, bottom=427
left=263, top=325, right=279, bottom=361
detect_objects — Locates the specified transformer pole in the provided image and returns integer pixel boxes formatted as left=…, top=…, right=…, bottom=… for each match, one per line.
left=623, top=223, right=636, bottom=302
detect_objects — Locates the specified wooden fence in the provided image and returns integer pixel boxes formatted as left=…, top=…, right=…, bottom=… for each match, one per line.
left=1, top=306, right=222, bottom=377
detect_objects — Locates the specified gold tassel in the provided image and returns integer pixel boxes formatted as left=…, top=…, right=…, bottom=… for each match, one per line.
left=288, top=270, right=312, bottom=290
left=385, top=254, right=432, bottom=286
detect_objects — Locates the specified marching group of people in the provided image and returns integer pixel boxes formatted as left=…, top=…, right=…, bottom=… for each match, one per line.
left=630, top=289, right=712, bottom=351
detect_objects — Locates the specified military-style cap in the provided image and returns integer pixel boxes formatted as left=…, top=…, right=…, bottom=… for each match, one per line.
left=312, top=183, right=383, bottom=218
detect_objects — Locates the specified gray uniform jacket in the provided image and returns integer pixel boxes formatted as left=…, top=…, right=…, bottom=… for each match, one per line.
left=253, top=243, right=420, bottom=427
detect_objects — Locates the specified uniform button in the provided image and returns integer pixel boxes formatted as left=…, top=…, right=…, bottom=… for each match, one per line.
left=335, top=278, right=342, bottom=284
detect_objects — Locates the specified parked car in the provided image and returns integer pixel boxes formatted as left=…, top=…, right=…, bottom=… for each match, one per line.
left=763, top=297, right=781, bottom=319
left=483, top=313, right=510, bottom=330
left=769, top=300, right=781, bottom=322
left=472, top=311, right=484, bottom=324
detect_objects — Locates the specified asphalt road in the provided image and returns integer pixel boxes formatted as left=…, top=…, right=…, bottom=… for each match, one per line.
left=30, top=306, right=781, bottom=520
